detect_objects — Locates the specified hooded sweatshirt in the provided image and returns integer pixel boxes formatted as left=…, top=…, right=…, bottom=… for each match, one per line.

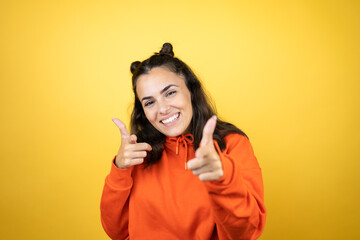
left=100, top=133, right=266, bottom=240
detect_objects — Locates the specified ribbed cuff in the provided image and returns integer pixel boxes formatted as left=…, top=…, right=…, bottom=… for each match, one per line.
left=106, top=156, right=133, bottom=188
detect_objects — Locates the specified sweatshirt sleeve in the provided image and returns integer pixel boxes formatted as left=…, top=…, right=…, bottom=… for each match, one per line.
left=204, top=134, right=266, bottom=240
left=100, top=157, right=133, bottom=240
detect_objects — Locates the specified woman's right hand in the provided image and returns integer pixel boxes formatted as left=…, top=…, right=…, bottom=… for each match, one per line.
left=112, top=118, right=152, bottom=169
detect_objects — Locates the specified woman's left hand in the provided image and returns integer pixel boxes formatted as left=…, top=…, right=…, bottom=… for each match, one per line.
left=187, top=116, right=223, bottom=181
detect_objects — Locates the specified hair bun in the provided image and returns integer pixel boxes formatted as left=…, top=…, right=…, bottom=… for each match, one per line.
left=159, top=43, right=174, bottom=57
left=130, top=61, right=141, bottom=74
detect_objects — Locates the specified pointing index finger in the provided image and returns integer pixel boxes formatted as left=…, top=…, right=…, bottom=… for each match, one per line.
left=128, top=143, right=153, bottom=152
left=187, top=158, right=203, bottom=170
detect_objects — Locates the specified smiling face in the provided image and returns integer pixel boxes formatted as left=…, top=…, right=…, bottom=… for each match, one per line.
left=136, top=67, right=193, bottom=137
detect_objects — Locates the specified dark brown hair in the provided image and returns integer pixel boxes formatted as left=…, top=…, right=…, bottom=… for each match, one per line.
left=129, top=43, right=247, bottom=166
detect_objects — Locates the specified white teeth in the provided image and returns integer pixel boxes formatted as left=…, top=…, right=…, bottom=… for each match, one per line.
left=162, top=113, right=179, bottom=124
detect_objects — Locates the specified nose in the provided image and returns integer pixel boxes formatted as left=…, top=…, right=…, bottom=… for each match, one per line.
left=158, top=100, right=170, bottom=115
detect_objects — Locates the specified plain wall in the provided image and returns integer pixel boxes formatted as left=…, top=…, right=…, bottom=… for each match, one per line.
left=1, top=0, right=359, bottom=239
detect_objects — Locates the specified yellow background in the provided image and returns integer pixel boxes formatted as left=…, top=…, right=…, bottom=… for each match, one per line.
left=1, top=0, right=359, bottom=239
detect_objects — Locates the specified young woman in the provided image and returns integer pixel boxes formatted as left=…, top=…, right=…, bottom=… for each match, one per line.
left=100, top=43, right=266, bottom=240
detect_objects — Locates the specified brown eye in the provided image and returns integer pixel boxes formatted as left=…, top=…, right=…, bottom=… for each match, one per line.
left=166, top=91, right=176, bottom=97
left=144, top=100, right=154, bottom=107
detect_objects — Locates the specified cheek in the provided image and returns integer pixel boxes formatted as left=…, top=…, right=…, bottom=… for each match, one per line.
left=178, top=93, right=191, bottom=108
left=144, top=109, right=156, bottom=122
left=184, top=95, right=193, bottom=113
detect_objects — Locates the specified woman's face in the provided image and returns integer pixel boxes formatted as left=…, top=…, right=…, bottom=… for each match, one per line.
left=136, top=67, right=193, bottom=137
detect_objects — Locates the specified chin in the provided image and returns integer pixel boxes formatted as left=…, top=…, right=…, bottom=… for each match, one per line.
left=159, top=127, right=187, bottom=137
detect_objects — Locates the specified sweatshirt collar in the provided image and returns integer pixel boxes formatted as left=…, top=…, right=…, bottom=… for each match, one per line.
left=165, top=134, right=194, bottom=169
left=165, top=134, right=194, bottom=150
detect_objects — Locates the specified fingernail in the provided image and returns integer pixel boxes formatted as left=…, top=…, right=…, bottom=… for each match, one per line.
left=212, top=115, right=217, bottom=120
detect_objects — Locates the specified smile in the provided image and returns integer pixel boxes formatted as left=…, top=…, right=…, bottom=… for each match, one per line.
left=161, top=113, right=180, bottom=124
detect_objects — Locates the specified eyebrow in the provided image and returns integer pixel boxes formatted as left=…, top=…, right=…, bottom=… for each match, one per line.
left=141, top=84, right=178, bottom=102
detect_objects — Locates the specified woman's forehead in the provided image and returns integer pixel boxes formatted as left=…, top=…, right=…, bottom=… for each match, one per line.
left=136, top=67, right=186, bottom=96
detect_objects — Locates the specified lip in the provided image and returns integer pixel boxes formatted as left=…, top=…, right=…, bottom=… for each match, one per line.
left=160, top=112, right=180, bottom=126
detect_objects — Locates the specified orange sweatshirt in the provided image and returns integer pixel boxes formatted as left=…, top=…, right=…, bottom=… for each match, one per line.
left=100, top=133, right=266, bottom=240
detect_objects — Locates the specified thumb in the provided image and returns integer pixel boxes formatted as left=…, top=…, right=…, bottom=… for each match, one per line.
left=112, top=117, right=130, bottom=139
left=200, top=115, right=217, bottom=147
left=129, top=134, right=137, bottom=144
